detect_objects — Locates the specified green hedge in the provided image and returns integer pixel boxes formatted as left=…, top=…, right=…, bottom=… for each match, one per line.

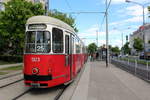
left=0, top=55, right=23, bottom=63
left=118, top=57, right=150, bottom=65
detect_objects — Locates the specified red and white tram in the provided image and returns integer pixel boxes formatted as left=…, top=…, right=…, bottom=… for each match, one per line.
left=23, top=16, right=87, bottom=88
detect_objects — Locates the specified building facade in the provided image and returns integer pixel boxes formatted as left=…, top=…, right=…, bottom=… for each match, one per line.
left=130, top=24, right=150, bottom=55
left=0, top=0, right=5, bottom=11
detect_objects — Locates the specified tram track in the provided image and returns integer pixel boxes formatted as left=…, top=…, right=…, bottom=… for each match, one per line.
left=0, top=78, right=23, bottom=88
left=54, top=85, right=69, bottom=100
left=0, top=72, right=22, bottom=80
left=12, top=88, right=32, bottom=100
left=0, top=72, right=69, bottom=100
left=10, top=85, right=69, bottom=100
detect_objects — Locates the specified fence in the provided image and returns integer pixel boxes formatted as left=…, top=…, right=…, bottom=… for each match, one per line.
left=111, top=57, right=150, bottom=82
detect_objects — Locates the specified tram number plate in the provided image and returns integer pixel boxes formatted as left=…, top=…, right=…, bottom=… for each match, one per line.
left=31, top=83, right=40, bottom=87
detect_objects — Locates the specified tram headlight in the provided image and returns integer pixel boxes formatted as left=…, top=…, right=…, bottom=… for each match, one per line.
left=32, top=68, right=39, bottom=75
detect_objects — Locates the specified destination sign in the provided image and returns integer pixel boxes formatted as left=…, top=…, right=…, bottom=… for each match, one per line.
left=28, top=24, right=47, bottom=30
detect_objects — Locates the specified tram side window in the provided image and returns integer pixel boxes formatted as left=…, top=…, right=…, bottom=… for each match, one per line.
left=75, top=40, right=81, bottom=54
left=65, top=35, right=69, bottom=54
left=26, top=31, right=36, bottom=53
left=27, top=31, right=36, bottom=43
left=72, top=37, right=75, bottom=54
left=52, top=28, right=63, bottom=53
left=82, top=47, right=85, bottom=54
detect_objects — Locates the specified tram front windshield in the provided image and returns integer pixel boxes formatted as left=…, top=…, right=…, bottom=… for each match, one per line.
left=25, top=31, right=51, bottom=53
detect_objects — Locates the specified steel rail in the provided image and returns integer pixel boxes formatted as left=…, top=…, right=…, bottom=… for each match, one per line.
left=12, top=88, right=32, bottom=100
left=54, top=85, right=69, bottom=100
left=0, top=72, right=22, bottom=80
left=0, top=78, right=23, bottom=88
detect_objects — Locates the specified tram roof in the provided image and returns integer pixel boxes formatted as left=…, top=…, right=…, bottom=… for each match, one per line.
left=26, top=15, right=75, bottom=33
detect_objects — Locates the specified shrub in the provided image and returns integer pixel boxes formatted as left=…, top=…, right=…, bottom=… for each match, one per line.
left=0, top=55, right=22, bottom=63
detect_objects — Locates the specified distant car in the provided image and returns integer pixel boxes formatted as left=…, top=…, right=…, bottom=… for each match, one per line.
left=125, top=54, right=128, bottom=57
left=118, top=55, right=122, bottom=58
left=139, top=52, right=144, bottom=59
left=118, top=54, right=128, bottom=58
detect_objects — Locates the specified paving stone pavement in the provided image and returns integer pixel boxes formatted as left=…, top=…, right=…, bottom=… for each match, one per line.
left=71, top=61, right=150, bottom=100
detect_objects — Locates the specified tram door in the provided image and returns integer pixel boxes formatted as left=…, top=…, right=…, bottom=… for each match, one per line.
left=65, top=32, right=73, bottom=80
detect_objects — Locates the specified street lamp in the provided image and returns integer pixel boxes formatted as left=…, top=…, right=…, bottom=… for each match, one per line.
left=125, top=0, right=150, bottom=25
left=96, top=30, right=98, bottom=47
left=105, top=0, right=109, bottom=67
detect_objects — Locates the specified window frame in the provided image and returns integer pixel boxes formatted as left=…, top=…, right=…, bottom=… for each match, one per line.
left=25, top=31, right=51, bottom=54
left=52, top=27, right=64, bottom=54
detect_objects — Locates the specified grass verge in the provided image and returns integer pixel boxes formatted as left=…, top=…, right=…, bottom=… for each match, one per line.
left=118, top=58, right=150, bottom=65
left=0, top=72, right=8, bottom=75
left=0, top=61, right=14, bottom=65
left=0, top=66, right=22, bottom=71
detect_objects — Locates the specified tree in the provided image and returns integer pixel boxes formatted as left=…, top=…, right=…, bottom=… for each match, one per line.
left=148, top=40, right=150, bottom=44
left=87, top=43, right=97, bottom=54
left=48, top=9, right=78, bottom=32
left=133, top=37, right=144, bottom=53
left=0, top=0, right=78, bottom=55
left=122, top=42, right=131, bottom=54
left=111, top=46, right=120, bottom=54
left=0, top=0, right=45, bottom=55
left=109, top=45, right=112, bottom=50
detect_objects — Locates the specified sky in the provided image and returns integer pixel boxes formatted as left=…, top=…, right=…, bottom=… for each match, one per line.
left=49, top=0, right=150, bottom=48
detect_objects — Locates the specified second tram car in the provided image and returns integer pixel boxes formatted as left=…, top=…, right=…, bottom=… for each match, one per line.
left=23, top=16, right=87, bottom=88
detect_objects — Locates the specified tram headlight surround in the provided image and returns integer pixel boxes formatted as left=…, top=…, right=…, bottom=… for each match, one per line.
left=32, top=68, right=39, bottom=75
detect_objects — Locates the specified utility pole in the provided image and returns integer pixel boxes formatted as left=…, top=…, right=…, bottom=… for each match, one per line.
left=45, top=0, right=49, bottom=16
left=122, top=33, right=123, bottom=48
left=106, top=0, right=109, bottom=67
left=96, top=30, right=98, bottom=47
left=142, top=5, right=145, bottom=25
left=126, top=35, right=128, bottom=42
left=122, top=33, right=123, bottom=55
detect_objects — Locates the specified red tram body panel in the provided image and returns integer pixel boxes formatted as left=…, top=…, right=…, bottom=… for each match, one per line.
left=24, top=54, right=71, bottom=87
left=23, top=16, right=87, bottom=88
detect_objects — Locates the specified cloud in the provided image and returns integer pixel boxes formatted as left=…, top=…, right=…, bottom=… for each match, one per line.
left=98, top=39, right=106, bottom=45
left=78, top=25, right=129, bottom=48
left=99, top=0, right=126, bottom=5
left=78, top=25, right=105, bottom=38
left=110, top=4, right=148, bottom=28
left=125, top=16, right=142, bottom=23
left=78, top=25, right=107, bottom=46
left=125, top=6, right=142, bottom=16
left=100, top=0, right=125, bottom=4
left=111, top=0, right=125, bottom=4
left=125, top=5, right=149, bottom=17
left=116, top=4, right=149, bottom=21
left=109, top=29, right=122, bottom=35
left=110, top=39, right=122, bottom=48
left=78, top=24, right=128, bottom=47
left=111, top=1, right=150, bottom=33
left=109, top=16, right=142, bottom=27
